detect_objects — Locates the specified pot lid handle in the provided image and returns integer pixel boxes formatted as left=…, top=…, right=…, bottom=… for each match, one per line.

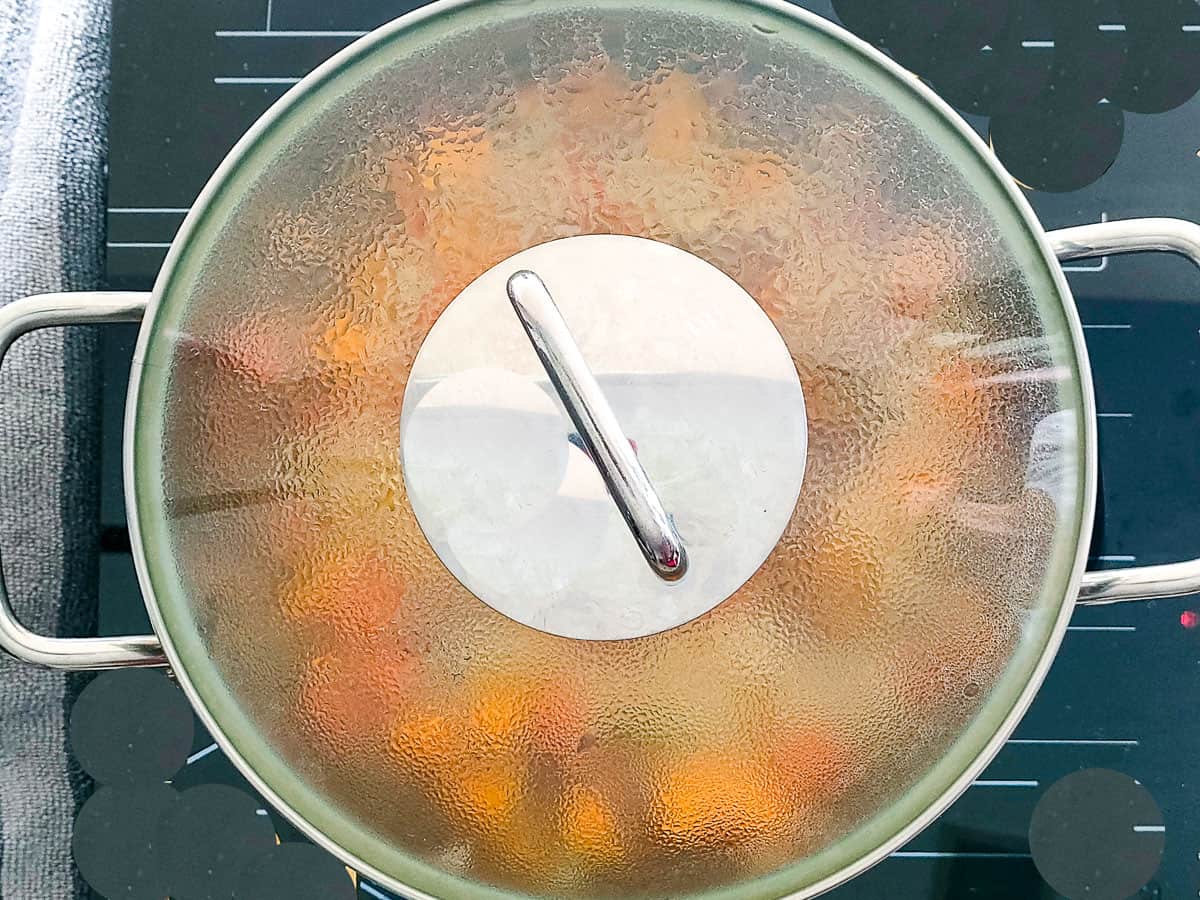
left=507, top=270, right=687, bottom=582
left=1052, top=217, right=1200, bottom=604
left=0, top=291, right=166, bottom=670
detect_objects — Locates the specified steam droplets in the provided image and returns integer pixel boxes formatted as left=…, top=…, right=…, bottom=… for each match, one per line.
left=832, top=0, right=1200, bottom=192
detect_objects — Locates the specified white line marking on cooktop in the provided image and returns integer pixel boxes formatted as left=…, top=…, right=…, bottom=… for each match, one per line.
left=1082, top=323, right=1131, bottom=329
left=1008, top=738, right=1138, bottom=746
left=1092, top=554, right=1137, bottom=562
left=265, top=0, right=273, bottom=30
left=1021, top=40, right=1055, bottom=48
left=186, top=742, right=218, bottom=765
left=106, top=241, right=172, bottom=248
left=215, top=29, right=370, bottom=37
left=214, top=76, right=303, bottom=85
left=891, top=851, right=1033, bottom=859
left=1098, top=24, right=1126, bottom=31
left=108, top=207, right=189, bottom=214
left=1067, top=625, right=1137, bottom=632
left=972, top=779, right=1039, bottom=788
left=1098, top=412, right=1133, bottom=418
left=1133, top=824, right=1166, bottom=833
left=255, top=809, right=269, bottom=816
left=1184, top=24, right=1200, bottom=31
left=360, top=884, right=392, bottom=900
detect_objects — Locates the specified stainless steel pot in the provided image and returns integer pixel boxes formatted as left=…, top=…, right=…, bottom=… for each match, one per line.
left=2, top=1, right=1199, bottom=897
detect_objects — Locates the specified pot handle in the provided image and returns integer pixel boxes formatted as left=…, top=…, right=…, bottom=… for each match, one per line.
left=0, top=291, right=165, bottom=668
left=1049, top=217, right=1200, bottom=605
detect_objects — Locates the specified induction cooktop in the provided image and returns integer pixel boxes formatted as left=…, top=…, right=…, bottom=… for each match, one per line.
left=87, top=1, right=1200, bottom=897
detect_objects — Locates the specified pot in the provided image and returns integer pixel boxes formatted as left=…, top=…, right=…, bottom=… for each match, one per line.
left=2, top=1, right=1199, bottom=897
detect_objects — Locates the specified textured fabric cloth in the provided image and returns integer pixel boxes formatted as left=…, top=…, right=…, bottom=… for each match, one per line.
left=0, top=0, right=109, bottom=897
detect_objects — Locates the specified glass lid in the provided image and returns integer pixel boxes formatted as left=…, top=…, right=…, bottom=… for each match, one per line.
left=130, top=0, right=1089, bottom=897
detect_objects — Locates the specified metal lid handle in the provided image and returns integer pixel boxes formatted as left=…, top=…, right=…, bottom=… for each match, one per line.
left=0, top=292, right=166, bottom=668
left=507, top=270, right=688, bottom=582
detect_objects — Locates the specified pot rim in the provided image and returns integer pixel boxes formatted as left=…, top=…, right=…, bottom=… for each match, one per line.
left=122, top=1, right=1098, bottom=897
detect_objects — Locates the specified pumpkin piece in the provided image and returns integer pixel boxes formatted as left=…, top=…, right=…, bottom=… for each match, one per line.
left=388, top=708, right=461, bottom=773
left=465, top=674, right=587, bottom=758
left=651, top=752, right=789, bottom=849
left=280, top=547, right=405, bottom=638
left=643, top=70, right=714, bottom=161
left=559, top=783, right=625, bottom=865
left=881, top=222, right=967, bottom=320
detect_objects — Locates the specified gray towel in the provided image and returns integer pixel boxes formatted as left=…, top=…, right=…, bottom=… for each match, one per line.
left=0, top=0, right=109, bottom=897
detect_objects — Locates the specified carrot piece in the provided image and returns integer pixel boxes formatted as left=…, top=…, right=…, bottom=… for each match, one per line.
left=297, top=647, right=413, bottom=751
left=881, top=222, right=965, bottom=320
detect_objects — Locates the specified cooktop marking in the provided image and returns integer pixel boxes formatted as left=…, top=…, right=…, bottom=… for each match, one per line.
left=972, top=779, right=1040, bottom=788
left=216, top=30, right=370, bottom=37
left=102, top=0, right=1199, bottom=892
left=186, top=742, right=218, bottom=765
left=1008, top=738, right=1139, bottom=746
left=892, top=851, right=1033, bottom=859
left=213, top=76, right=303, bottom=85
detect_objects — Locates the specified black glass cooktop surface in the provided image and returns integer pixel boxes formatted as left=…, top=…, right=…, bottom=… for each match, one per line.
left=88, top=1, right=1200, bottom=897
